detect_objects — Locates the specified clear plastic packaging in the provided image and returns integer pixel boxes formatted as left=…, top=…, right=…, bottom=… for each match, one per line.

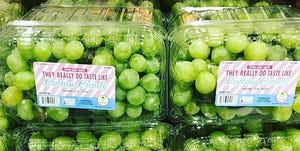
left=176, top=123, right=300, bottom=151
left=15, top=122, right=174, bottom=151
left=0, top=6, right=167, bottom=124
left=168, top=6, right=300, bottom=124
left=0, top=129, right=13, bottom=151
left=43, top=0, right=159, bottom=9
left=0, top=0, right=24, bottom=27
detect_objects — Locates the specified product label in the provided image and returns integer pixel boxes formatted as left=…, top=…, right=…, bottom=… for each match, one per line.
left=33, top=62, right=115, bottom=110
left=215, top=61, right=300, bottom=107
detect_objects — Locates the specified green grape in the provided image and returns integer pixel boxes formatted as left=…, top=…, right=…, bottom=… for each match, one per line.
left=211, top=45, right=234, bottom=65
left=229, top=138, right=248, bottom=151
left=95, top=47, right=112, bottom=56
left=259, top=148, right=272, bottom=151
left=225, top=33, right=249, bottom=53
left=244, top=122, right=263, bottom=133
left=183, top=99, right=200, bottom=116
left=141, top=129, right=162, bottom=150
left=115, top=61, right=129, bottom=76
left=244, top=41, right=268, bottom=61
left=64, top=40, right=85, bottom=60
left=141, top=36, right=160, bottom=58
left=286, top=128, right=300, bottom=151
left=127, top=86, right=146, bottom=106
left=255, top=107, right=273, bottom=115
left=142, top=93, right=160, bottom=111
left=114, top=42, right=132, bottom=62
left=57, top=58, right=76, bottom=63
left=124, top=132, right=141, bottom=150
left=116, top=86, right=126, bottom=102
left=271, top=140, right=293, bottom=151
left=6, top=51, right=29, bottom=73
left=266, top=45, right=287, bottom=61
left=82, top=28, right=103, bottom=48
left=61, top=25, right=82, bottom=41
left=235, top=107, right=254, bottom=117
left=223, top=125, right=241, bottom=135
left=42, top=130, right=59, bottom=139
left=245, top=133, right=261, bottom=150
left=98, top=132, right=122, bottom=150
left=209, top=131, right=229, bottom=151
left=188, top=39, right=210, bottom=59
left=1, top=86, right=23, bottom=107
left=0, top=104, right=6, bottom=118
left=33, top=41, right=52, bottom=61
left=124, top=33, right=141, bottom=54
left=153, top=124, right=170, bottom=140
left=200, top=103, right=217, bottom=119
left=208, top=64, right=219, bottom=78
left=28, top=133, right=48, bottom=151
left=17, top=37, right=35, bottom=60
left=76, top=131, right=96, bottom=146
left=13, top=71, right=35, bottom=90
left=292, top=93, right=300, bottom=113
left=195, top=71, right=216, bottom=94
left=0, top=117, right=8, bottom=130
left=173, top=61, right=198, bottom=83
left=272, top=106, right=292, bottom=122
left=92, top=52, right=115, bottom=66
left=52, top=136, right=75, bottom=151
left=145, top=57, right=160, bottom=74
left=17, top=99, right=34, bottom=121
left=171, top=85, right=192, bottom=107
left=51, top=39, right=66, bottom=59
left=183, top=139, right=203, bottom=151
left=280, top=33, right=300, bottom=49
left=192, top=59, right=208, bottom=75
left=217, top=107, right=236, bottom=120
left=118, top=69, right=139, bottom=89
left=253, top=1, right=270, bottom=6
left=126, top=104, right=143, bottom=118
left=4, top=71, right=14, bottom=86
left=108, top=101, right=125, bottom=118
left=205, top=27, right=224, bottom=47
left=129, top=54, right=147, bottom=72
left=46, top=107, right=69, bottom=122
left=140, top=74, right=160, bottom=93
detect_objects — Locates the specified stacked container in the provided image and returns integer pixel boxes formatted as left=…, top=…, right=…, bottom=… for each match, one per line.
left=0, top=0, right=24, bottom=28
left=167, top=0, right=300, bottom=131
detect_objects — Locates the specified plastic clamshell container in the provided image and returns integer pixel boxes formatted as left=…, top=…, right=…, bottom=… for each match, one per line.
left=42, top=0, right=160, bottom=9
left=175, top=123, right=300, bottom=151
left=0, top=6, right=167, bottom=124
left=0, top=0, right=24, bottom=27
left=15, top=122, right=174, bottom=151
left=168, top=5, right=300, bottom=32
left=168, top=6, right=300, bottom=124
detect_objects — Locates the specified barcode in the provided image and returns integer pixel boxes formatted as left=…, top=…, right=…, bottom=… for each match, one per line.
left=39, top=96, right=59, bottom=106
left=217, top=95, right=238, bottom=105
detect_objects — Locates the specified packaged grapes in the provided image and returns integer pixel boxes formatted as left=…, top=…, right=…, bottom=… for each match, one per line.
left=176, top=122, right=300, bottom=151
left=168, top=5, right=300, bottom=124
left=0, top=6, right=167, bottom=124
left=0, top=0, right=24, bottom=28
left=15, top=122, right=174, bottom=151
left=42, top=0, right=159, bottom=8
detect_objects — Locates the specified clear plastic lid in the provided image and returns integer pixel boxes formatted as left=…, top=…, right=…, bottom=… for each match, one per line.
left=176, top=122, right=300, bottom=151
left=168, top=12, right=300, bottom=124
left=0, top=6, right=167, bottom=124
left=168, top=5, right=300, bottom=31
left=15, top=122, right=174, bottom=151
left=42, top=0, right=159, bottom=9
left=0, top=0, right=24, bottom=27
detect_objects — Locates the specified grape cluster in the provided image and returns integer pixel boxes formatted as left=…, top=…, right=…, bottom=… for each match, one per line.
left=26, top=123, right=171, bottom=151
left=182, top=126, right=300, bottom=151
left=170, top=23, right=300, bottom=122
left=0, top=24, right=165, bottom=122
